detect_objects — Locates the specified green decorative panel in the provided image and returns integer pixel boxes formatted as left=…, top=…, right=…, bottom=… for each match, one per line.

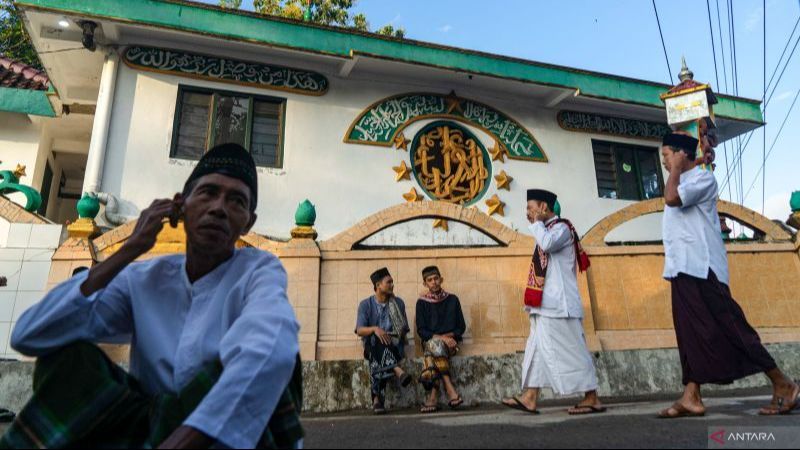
left=557, top=110, right=672, bottom=141
left=0, top=171, right=42, bottom=212
left=123, top=46, right=329, bottom=96
left=345, top=92, right=547, bottom=162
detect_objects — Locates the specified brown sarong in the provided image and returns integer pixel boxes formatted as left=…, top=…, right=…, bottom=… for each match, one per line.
left=670, top=270, right=777, bottom=385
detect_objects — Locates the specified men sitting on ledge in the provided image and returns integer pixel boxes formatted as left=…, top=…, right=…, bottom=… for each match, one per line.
left=416, top=265, right=466, bottom=413
left=355, top=268, right=413, bottom=414
left=1, top=144, right=304, bottom=449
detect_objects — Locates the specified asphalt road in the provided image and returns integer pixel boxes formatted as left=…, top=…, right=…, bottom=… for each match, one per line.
left=303, top=395, right=800, bottom=449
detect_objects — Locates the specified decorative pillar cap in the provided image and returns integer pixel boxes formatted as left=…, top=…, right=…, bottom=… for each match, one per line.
left=790, top=191, right=800, bottom=212
left=678, top=56, right=694, bottom=82
left=291, top=199, right=318, bottom=240
left=77, top=192, right=100, bottom=219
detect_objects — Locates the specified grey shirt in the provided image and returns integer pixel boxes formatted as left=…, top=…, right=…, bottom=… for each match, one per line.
left=355, top=295, right=409, bottom=339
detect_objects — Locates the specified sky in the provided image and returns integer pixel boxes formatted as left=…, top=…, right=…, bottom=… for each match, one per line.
left=202, top=0, right=800, bottom=222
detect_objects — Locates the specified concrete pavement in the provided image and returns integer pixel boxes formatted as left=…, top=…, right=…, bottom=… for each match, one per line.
left=302, top=394, right=800, bottom=448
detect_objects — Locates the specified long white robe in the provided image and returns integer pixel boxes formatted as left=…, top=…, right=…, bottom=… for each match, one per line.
left=521, top=218, right=598, bottom=395
left=521, top=315, right=598, bottom=395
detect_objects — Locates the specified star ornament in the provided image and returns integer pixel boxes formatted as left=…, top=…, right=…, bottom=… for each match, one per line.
left=433, top=218, right=449, bottom=231
left=13, top=164, right=27, bottom=179
left=402, top=187, right=422, bottom=202
left=494, top=170, right=513, bottom=190
left=485, top=194, right=506, bottom=217
left=490, top=141, right=508, bottom=163
left=393, top=134, right=410, bottom=151
left=445, top=91, right=464, bottom=115
left=392, top=160, right=411, bottom=182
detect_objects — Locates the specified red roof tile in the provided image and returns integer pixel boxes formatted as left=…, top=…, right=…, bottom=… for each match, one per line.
left=0, top=55, right=49, bottom=90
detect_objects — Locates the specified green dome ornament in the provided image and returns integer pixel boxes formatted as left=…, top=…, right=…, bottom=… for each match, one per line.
left=291, top=199, right=318, bottom=240
left=76, top=193, right=101, bottom=219
left=294, top=199, right=317, bottom=227
left=790, top=191, right=800, bottom=212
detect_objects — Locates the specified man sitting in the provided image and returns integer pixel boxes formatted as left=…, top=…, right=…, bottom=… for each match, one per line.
left=415, top=266, right=466, bottom=413
left=355, top=268, right=413, bottom=414
left=1, top=144, right=303, bottom=449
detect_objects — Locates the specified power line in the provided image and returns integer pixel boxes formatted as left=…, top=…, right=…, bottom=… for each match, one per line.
left=762, top=0, right=766, bottom=214
left=651, top=0, right=673, bottom=83
left=720, top=29, right=800, bottom=193
left=707, top=0, right=734, bottom=202
left=743, top=88, right=800, bottom=201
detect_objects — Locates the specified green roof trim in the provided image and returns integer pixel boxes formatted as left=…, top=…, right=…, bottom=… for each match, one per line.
left=18, top=0, right=762, bottom=123
left=0, top=87, right=56, bottom=117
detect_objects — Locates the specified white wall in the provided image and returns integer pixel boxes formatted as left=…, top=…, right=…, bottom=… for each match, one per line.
left=101, top=64, right=667, bottom=242
left=0, top=112, right=45, bottom=209
left=0, top=217, right=63, bottom=359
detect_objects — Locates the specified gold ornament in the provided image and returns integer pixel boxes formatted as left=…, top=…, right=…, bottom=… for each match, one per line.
left=489, top=141, right=507, bottom=162
left=495, top=170, right=513, bottom=190
left=445, top=91, right=463, bottom=115
left=485, top=194, right=505, bottom=217
left=433, top=219, right=449, bottom=231
left=13, top=164, right=27, bottom=179
left=392, top=160, right=411, bottom=181
left=393, top=134, right=410, bottom=151
left=402, top=187, right=422, bottom=202
left=412, top=124, right=489, bottom=205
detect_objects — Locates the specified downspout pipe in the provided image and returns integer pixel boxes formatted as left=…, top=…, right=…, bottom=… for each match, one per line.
left=82, top=48, right=119, bottom=194
left=96, top=192, right=132, bottom=227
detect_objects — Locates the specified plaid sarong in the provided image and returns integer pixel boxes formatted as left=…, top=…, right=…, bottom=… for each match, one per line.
left=0, top=342, right=304, bottom=449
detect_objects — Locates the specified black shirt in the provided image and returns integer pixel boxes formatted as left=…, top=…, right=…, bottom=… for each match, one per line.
left=415, top=294, right=467, bottom=343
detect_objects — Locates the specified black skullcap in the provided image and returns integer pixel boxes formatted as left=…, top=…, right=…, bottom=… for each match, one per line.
left=183, top=143, right=258, bottom=210
left=422, top=265, right=441, bottom=279
left=370, top=267, right=391, bottom=286
left=662, top=133, right=698, bottom=161
left=527, top=189, right=558, bottom=211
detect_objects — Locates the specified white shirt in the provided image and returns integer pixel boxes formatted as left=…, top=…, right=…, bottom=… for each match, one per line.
left=11, top=248, right=300, bottom=449
left=526, top=217, right=584, bottom=319
left=662, top=167, right=730, bottom=285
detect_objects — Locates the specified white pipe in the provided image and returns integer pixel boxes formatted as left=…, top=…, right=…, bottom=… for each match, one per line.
left=82, top=49, right=119, bottom=194
left=96, top=192, right=132, bottom=226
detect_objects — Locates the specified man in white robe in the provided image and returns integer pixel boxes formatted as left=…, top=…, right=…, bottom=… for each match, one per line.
left=1, top=144, right=303, bottom=449
left=502, top=189, right=605, bottom=415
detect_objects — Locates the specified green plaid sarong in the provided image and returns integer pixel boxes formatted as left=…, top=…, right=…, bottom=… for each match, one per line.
left=0, top=342, right=304, bottom=449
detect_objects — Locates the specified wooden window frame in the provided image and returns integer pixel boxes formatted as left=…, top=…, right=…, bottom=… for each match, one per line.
left=591, top=139, right=665, bottom=201
left=170, top=85, right=287, bottom=168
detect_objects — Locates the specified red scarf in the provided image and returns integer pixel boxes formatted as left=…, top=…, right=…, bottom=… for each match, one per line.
left=419, top=290, right=450, bottom=304
left=524, top=218, right=590, bottom=308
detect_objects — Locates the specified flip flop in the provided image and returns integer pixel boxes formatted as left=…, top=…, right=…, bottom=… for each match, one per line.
left=568, top=404, right=608, bottom=415
left=448, top=397, right=464, bottom=409
left=399, top=373, right=413, bottom=388
left=503, top=396, right=540, bottom=415
left=758, top=382, right=800, bottom=416
left=657, top=402, right=705, bottom=419
left=420, top=404, right=439, bottom=414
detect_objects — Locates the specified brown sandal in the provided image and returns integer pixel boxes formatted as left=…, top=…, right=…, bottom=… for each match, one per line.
left=758, top=383, right=800, bottom=416
left=569, top=404, right=607, bottom=415
left=657, top=402, right=705, bottom=419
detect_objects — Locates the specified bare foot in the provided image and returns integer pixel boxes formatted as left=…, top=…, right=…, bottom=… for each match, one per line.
left=759, top=381, right=800, bottom=416
left=657, top=400, right=706, bottom=418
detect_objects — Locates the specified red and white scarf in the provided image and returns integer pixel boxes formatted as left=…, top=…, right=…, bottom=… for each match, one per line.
left=524, top=218, right=590, bottom=308
left=419, top=290, right=450, bottom=304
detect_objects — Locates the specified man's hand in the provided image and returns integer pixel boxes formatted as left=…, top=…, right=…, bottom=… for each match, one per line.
left=434, top=335, right=457, bottom=349
left=158, top=425, right=214, bottom=449
left=123, top=198, right=179, bottom=256
left=669, top=150, right=690, bottom=174
left=373, top=327, right=391, bottom=346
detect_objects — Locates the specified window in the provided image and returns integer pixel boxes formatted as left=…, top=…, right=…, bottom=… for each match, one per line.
left=592, top=140, right=664, bottom=201
left=171, top=86, right=285, bottom=167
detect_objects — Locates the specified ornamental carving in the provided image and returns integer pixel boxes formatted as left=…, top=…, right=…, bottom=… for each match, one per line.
left=557, top=110, right=671, bottom=141
left=410, top=122, right=491, bottom=205
left=345, top=92, right=547, bottom=162
left=123, top=46, right=329, bottom=96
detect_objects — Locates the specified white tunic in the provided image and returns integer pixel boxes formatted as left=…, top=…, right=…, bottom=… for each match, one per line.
left=662, top=167, right=730, bottom=285
left=526, top=217, right=584, bottom=319
left=11, top=248, right=300, bottom=449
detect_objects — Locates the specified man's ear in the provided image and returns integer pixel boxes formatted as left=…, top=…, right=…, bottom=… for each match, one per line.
left=242, top=212, right=257, bottom=236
